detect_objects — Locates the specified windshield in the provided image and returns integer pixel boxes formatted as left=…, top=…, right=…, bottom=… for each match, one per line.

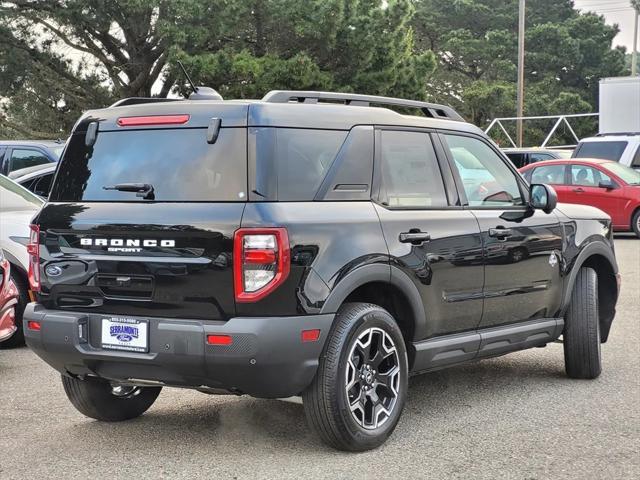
left=601, top=162, right=640, bottom=185
left=573, top=141, right=628, bottom=161
left=49, top=128, right=247, bottom=202
left=0, top=174, right=45, bottom=210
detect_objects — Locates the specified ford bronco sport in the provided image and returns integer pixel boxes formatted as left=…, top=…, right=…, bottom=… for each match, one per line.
left=24, top=90, right=619, bottom=451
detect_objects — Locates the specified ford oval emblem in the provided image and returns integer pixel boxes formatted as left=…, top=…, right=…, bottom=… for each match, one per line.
left=46, top=265, right=63, bottom=277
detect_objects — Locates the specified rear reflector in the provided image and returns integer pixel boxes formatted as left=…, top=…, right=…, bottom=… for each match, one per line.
left=27, top=321, right=41, bottom=331
left=206, top=334, right=233, bottom=345
left=301, top=329, right=321, bottom=343
left=117, top=115, right=190, bottom=127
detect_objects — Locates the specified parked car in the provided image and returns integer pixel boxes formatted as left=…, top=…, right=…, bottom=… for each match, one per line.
left=0, top=250, right=19, bottom=346
left=0, top=174, right=44, bottom=347
left=572, top=133, right=640, bottom=170
left=24, top=90, right=619, bottom=451
left=520, top=158, right=640, bottom=237
left=0, top=140, right=64, bottom=178
left=12, top=163, right=57, bottom=198
left=502, top=148, right=573, bottom=168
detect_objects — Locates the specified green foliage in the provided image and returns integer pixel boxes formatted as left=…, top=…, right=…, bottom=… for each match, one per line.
left=0, top=0, right=628, bottom=143
left=411, top=0, right=626, bottom=145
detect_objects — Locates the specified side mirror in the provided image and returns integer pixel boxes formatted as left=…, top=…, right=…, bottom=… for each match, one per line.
left=598, top=180, right=616, bottom=190
left=530, top=183, right=557, bottom=214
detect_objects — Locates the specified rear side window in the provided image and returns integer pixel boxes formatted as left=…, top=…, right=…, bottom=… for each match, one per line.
left=379, top=130, right=447, bottom=208
left=10, top=149, right=50, bottom=173
left=252, top=128, right=347, bottom=201
left=633, top=146, right=640, bottom=168
left=531, top=164, right=566, bottom=184
left=573, top=141, right=628, bottom=161
left=50, top=128, right=247, bottom=202
left=530, top=153, right=553, bottom=162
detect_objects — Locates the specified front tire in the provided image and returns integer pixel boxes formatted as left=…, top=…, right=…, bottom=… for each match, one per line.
left=62, top=375, right=161, bottom=421
left=302, top=303, right=408, bottom=451
left=632, top=209, right=640, bottom=238
left=564, top=267, right=602, bottom=379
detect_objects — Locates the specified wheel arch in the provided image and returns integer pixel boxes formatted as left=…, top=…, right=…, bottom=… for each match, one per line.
left=319, top=264, right=427, bottom=367
left=562, top=243, right=619, bottom=343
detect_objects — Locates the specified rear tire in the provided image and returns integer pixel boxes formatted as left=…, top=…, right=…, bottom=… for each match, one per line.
left=62, top=375, right=161, bottom=421
left=0, top=269, right=28, bottom=348
left=632, top=210, right=640, bottom=238
left=302, top=303, right=408, bottom=451
left=563, top=267, right=602, bottom=379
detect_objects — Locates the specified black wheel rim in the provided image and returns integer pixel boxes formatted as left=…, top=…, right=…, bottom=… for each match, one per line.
left=344, top=327, right=400, bottom=430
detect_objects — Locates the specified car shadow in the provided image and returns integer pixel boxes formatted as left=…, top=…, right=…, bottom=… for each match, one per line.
left=55, top=352, right=568, bottom=454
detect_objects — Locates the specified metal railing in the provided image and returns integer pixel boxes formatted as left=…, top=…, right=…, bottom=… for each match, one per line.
left=485, top=113, right=598, bottom=148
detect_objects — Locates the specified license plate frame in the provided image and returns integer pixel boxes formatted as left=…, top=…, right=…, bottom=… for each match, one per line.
left=101, top=317, right=149, bottom=353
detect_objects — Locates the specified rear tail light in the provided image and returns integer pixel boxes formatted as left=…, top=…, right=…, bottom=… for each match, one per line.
left=233, top=228, right=290, bottom=302
left=27, top=224, right=40, bottom=292
left=27, top=321, right=41, bottom=331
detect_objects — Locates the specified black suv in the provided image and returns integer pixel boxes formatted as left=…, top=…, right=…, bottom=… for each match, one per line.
left=24, top=91, right=619, bottom=451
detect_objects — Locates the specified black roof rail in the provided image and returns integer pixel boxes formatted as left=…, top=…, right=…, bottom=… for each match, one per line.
left=261, top=90, right=465, bottom=122
left=109, top=97, right=182, bottom=108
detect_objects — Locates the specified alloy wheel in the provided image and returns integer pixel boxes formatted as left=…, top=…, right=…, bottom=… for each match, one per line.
left=344, top=327, right=401, bottom=430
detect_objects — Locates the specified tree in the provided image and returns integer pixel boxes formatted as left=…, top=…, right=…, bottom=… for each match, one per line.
left=411, top=0, right=626, bottom=144
left=170, top=0, right=437, bottom=101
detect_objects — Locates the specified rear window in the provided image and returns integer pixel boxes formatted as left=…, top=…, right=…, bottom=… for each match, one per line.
left=573, top=141, right=628, bottom=161
left=49, top=128, right=247, bottom=202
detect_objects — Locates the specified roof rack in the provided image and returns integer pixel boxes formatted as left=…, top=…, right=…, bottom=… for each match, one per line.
left=261, top=90, right=464, bottom=122
left=109, top=97, right=182, bottom=108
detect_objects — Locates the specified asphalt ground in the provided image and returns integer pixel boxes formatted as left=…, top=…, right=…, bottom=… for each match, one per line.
left=1, top=236, right=638, bottom=479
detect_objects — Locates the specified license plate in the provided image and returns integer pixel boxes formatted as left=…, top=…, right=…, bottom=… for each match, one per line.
left=101, top=317, right=148, bottom=353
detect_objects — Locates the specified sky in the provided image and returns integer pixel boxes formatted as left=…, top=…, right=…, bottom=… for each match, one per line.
left=573, top=0, right=638, bottom=51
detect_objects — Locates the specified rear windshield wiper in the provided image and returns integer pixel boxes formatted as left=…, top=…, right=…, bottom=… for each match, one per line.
left=103, top=183, right=155, bottom=200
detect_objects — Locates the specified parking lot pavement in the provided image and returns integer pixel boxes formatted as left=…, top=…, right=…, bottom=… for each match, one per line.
left=1, top=237, right=638, bottom=480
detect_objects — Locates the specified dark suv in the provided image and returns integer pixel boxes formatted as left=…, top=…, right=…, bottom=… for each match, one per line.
left=24, top=91, right=619, bottom=451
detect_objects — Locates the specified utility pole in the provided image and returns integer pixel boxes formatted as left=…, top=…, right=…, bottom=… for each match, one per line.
left=516, top=0, right=525, bottom=147
left=632, top=1, right=639, bottom=75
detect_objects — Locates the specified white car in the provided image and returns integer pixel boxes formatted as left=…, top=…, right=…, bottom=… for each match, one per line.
left=0, top=174, right=44, bottom=346
left=572, top=133, right=640, bottom=170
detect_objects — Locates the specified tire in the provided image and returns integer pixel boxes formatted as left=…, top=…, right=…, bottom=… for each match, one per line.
left=0, top=269, right=29, bottom=348
left=61, top=375, right=162, bottom=421
left=563, top=267, right=602, bottom=379
left=302, top=303, right=408, bottom=451
left=632, top=209, right=640, bottom=238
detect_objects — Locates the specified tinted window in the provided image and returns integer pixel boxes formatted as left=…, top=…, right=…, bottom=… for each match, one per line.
left=530, top=153, right=553, bottom=162
left=570, top=165, right=611, bottom=187
left=632, top=146, right=640, bottom=168
left=573, top=141, right=628, bottom=161
left=10, top=149, right=50, bottom=172
left=0, top=174, right=44, bottom=210
left=444, top=135, right=523, bottom=206
left=50, top=128, right=247, bottom=202
left=252, top=128, right=347, bottom=201
left=505, top=152, right=527, bottom=168
left=32, top=173, right=54, bottom=197
left=379, top=131, right=447, bottom=208
left=531, top=165, right=566, bottom=184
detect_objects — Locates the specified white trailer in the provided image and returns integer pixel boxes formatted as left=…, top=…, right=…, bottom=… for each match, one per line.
left=599, top=76, right=640, bottom=134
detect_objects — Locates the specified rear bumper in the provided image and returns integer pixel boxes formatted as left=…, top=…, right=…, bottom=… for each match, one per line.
left=23, top=303, right=334, bottom=398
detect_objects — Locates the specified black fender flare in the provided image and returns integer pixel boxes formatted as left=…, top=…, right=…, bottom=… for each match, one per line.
left=319, top=263, right=427, bottom=341
left=560, top=240, right=618, bottom=314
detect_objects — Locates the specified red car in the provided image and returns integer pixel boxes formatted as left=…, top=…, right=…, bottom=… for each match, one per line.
left=520, top=158, right=640, bottom=237
left=0, top=251, right=19, bottom=345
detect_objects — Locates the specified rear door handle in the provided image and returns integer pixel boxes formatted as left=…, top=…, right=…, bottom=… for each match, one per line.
left=572, top=187, right=584, bottom=193
left=399, top=231, right=431, bottom=245
left=489, top=227, right=513, bottom=239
